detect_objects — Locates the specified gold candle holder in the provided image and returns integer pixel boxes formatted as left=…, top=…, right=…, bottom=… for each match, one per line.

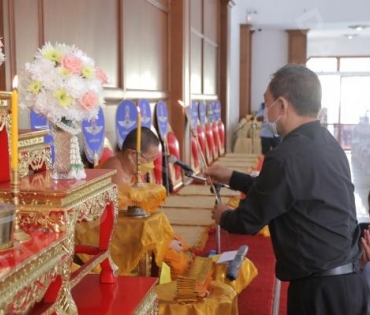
left=11, top=168, right=30, bottom=242
left=134, top=150, right=143, bottom=186
left=126, top=150, right=149, bottom=217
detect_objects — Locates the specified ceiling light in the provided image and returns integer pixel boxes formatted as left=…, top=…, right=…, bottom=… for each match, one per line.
left=246, top=10, right=258, bottom=23
left=343, top=34, right=358, bottom=39
left=348, top=25, right=369, bottom=31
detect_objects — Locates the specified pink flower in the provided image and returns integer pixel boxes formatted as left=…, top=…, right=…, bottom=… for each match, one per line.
left=95, top=67, right=108, bottom=84
left=79, top=91, right=98, bottom=111
left=61, top=55, right=82, bottom=74
left=0, top=40, right=3, bottom=47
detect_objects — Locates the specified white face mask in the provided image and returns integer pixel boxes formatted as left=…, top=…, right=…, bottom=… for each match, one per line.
left=264, top=99, right=281, bottom=135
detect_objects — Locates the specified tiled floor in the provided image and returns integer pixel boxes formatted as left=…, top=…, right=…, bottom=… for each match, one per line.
left=348, top=151, right=370, bottom=223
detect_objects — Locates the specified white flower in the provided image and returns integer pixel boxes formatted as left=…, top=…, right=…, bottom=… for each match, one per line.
left=19, top=42, right=107, bottom=126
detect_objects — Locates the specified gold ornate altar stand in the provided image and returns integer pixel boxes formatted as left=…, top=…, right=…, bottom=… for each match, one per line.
left=0, top=169, right=119, bottom=313
left=0, top=231, right=69, bottom=314
left=18, top=129, right=52, bottom=177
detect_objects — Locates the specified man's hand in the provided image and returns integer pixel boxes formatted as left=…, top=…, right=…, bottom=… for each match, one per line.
left=204, top=164, right=233, bottom=185
left=211, top=203, right=230, bottom=224
left=361, top=227, right=370, bottom=262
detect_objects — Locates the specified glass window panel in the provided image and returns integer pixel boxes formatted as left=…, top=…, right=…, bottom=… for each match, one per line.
left=318, top=75, right=340, bottom=125
left=340, top=76, right=370, bottom=124
left=339, top=58, right=370, bottom=72
left=307, top=58, right=337, bottom=72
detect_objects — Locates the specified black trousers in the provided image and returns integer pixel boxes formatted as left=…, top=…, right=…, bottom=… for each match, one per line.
left=261, top=136, right=280, bottom=155
left=287, top=272, right=368, bottom=315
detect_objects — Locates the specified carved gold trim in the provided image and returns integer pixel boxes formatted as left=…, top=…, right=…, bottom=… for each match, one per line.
left=0, top=109, right=8, bottom=132
left=19, top=145, right=52, bottom=177
left=0, top=175, right=116, bottom=208
left=137, top=250, right=153, bottom=277
left=0, top=234, right=68, bottom=314
left=19, top=135, right=47, bottom=147
left=133, top=289, right=159, bottom=315
left=14, top=185, right=118, bottom=233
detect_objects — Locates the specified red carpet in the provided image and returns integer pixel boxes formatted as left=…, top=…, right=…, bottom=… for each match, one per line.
left=201, top=228, right=288, bottom=315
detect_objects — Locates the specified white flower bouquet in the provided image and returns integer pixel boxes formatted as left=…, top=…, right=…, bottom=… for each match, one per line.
left=20, top=42, right=108, bottom=180
left=20, top=42, right=107, bottom=124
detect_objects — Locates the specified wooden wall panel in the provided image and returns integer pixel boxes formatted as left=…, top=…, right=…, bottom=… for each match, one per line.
left=189, top=0, right=218, bottom=98
left=203, top=0, right=218, bottom=42
left=190, top=0, right=202, bottom=33
left=0, top=0, right=223, bottom=157
left=153, top=0, right=168, bottom=6
left=43, top=0, right=119, bottom=88
left=13, top=0, right=39, bottom=76
left=239, top=24, right=253, bottom=119
left=203, top=41, right=217, bottom=95
left=190, top=32, right=202, bottom=94
left=124, top=0, right=169, bottom=92
left=286, top=29, right=308, bottom=64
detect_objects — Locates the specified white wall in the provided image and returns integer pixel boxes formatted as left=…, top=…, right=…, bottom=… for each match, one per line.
left=251, top=30, right=288, bottom=112
left=227, top=0, right=245, bottom=151
left=308, top=37, right=370, bottom=57
left=228, top=1, right=289, bottom=151
left=229, top=0, right=370, bottom=145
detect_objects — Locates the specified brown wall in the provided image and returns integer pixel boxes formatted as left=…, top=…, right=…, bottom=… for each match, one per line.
left=0, top=0, right=223, bottom=161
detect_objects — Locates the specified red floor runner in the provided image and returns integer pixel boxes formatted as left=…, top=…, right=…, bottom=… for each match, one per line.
left=201, top=229, right=287, bottom=315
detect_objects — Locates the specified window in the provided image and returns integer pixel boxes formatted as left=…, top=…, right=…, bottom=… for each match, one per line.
left=306, top=57, right=337, bottom=72
left=307, top=56, right=370, bottom=150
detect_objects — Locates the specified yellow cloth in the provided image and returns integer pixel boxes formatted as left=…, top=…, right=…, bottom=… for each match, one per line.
left=164, top=234, right=193, bottom=280
left=258, top=225, right=270, bottom=237
left=211, top=256, right=258, bottom=294
left=75, top=211, right=174, bottom=275
left=160, top=262, right=172, bottom=284
left=155, top=280, right=238, bottom=315
left=117, top=182, right=167, bottom=214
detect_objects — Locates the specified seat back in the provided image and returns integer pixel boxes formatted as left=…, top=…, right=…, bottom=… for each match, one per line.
left=217, top=120, right=225, bottom=156
left=213, top=100, right=225, bottom=156
left=206, top=101, right=219, bottom=160
left=166, top=131, right=183, bottom=192
left=190, top=136, right=201, bottom=173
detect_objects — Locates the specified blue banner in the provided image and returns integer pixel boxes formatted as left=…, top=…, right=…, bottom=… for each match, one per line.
left=82, top=107, right=105, bottom=164
left=116, top=100, right=138, bottom=149
left=206, top=101, right=215, bottom=123
left=214, top=100, right=221, bottom=121
left=189, top=101, right=198, bottom=130
left=138, top=99, right=152, bottom=128
left=198, top=101, right=207, bottom=126
left=155, top=100, right=168, bottom=142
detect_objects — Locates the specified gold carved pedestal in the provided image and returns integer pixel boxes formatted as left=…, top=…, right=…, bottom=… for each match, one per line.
left=19, top=129, right=52, bottom=177
left=0, top=169, right=119, bottom=314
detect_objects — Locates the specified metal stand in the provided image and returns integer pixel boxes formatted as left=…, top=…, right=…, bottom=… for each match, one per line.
left=272, top=278, right=282, bottom=315
left=126, top=148, right=149, bottom=218
left=126, top=204, right=149, bottom=218
left=213, top=184, right=222, bottom=254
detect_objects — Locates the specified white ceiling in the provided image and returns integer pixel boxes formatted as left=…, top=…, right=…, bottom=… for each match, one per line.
left=238, top=0, right=370, bottom=39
